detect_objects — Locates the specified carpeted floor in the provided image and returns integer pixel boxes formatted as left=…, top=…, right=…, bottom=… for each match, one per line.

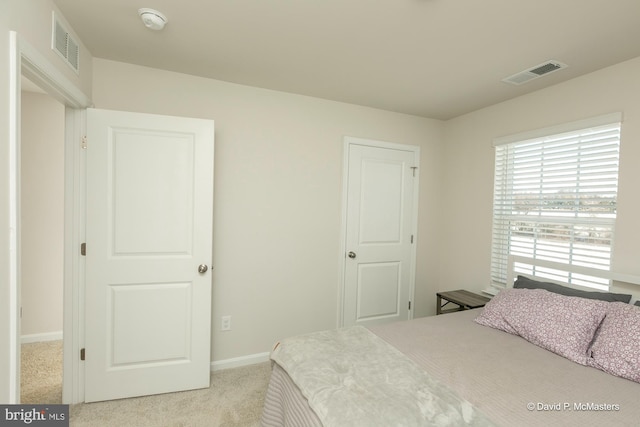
left=21, top=340, right=64, bottom=404
left=21, top=340, right=272, bottom=426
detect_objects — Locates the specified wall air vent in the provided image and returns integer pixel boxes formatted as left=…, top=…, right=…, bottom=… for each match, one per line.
left=52, top=13, right=80, bottom=73
left=502, top=60, right=567, bottom=85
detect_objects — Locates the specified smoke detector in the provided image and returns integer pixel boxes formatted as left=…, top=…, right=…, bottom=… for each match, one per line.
left=138, top=8, right=167, bottom=31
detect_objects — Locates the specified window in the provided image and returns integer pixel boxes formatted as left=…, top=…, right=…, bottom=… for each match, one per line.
left=491, top=114, right=622, bottom=290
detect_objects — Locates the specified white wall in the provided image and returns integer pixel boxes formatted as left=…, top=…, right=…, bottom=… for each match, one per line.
left=91, top=58, right=445, bottom=361
left=20, top=92, right=65, bottom=339
left=0, top=0, right=92, bottom=402
left=440, top=56, right=640, bottom=293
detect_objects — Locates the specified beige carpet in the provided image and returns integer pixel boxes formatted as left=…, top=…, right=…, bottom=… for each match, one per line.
left=21, top=340, right=63, bottom=404
left=21, top=340, right=273, bottom=426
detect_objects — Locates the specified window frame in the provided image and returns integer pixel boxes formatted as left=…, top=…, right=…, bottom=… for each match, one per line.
left=490, top=113, right=622, bottom=289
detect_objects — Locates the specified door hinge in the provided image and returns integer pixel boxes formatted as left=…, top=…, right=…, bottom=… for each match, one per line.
left=408, top=301, right=411, bottom=310
left=411, top=235, right=414, bottom=244
left=411, top=166, right=418, bottom=177
left=80, top=348, right=86, bottom=361
left=80, top=243, right=86, bottom=256
left=81, top=136, right=87, bottom=149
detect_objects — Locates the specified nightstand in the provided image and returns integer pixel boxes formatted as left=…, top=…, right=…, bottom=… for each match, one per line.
left=436, top=290, right=491, bottom=315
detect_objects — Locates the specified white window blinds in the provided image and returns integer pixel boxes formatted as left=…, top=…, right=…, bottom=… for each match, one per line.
left=491, top=114, right=622, bottom=290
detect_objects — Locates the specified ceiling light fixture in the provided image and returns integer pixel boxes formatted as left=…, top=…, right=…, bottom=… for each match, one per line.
left=138, top=8, right=167, bottom=31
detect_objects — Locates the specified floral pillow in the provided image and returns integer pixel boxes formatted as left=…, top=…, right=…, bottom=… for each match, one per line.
left=475, top=288, right=609, bottom=365
left=588, top=302, right=640, bottom=383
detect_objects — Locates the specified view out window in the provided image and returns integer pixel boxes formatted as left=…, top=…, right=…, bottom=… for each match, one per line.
left=491, top=114, right=622, bottom=290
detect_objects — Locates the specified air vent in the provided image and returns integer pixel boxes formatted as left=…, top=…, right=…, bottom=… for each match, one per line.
left=52, top=13, right=80, bottom=73
left=502, top=60, right=567, bottom=85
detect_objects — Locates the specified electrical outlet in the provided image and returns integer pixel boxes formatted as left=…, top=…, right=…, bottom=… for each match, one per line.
left=221, top=315, right=231, bottom=331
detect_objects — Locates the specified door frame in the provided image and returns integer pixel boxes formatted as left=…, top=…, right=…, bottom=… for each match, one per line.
left=338, top=136, right=420, bottom=327
left=8, top=31, right=91, bottom=403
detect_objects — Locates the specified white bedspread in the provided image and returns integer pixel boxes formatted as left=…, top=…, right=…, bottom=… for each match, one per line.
left=270, top=326, right=494, bottom=427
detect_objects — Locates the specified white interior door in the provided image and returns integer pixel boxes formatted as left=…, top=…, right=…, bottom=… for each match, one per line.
left=84, top=108, right=214, bottom=402
left=342, top=138, right=419, bottom=327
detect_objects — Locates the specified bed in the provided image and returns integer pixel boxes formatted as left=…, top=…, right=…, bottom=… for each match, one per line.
left=260, top=257, right=640, bottom=426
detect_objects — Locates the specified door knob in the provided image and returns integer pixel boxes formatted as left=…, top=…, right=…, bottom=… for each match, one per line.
left=198, top=264, right=208, bottom=274
left=348, top=251, right=357, bottom=259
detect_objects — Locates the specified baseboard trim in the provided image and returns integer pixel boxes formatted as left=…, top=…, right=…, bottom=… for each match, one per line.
left=211, top=351, right=270, bottom=372
left=21, top=331, right=63, bottom=344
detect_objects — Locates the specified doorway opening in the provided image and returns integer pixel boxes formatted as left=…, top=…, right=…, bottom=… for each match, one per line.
left=9, top=31, right=91, bottom=404
left=19, top=79, right=66, bottom=403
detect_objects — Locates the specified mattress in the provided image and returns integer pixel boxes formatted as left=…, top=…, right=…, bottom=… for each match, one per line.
left=261, top=309, right=640, bottom=426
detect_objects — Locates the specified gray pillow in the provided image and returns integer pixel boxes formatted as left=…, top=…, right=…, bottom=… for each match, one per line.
left=514, top=275, right=632, bottom=303
left=635, top=301, right=640, bottom=307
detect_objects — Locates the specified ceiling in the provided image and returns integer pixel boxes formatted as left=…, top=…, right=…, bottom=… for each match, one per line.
left=52, top=0, right=640, bottom=120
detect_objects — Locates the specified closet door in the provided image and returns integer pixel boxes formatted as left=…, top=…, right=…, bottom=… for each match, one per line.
left=342, top=138, right=419, bottom=327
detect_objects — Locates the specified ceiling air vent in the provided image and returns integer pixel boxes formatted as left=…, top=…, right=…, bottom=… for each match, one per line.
left=502, top=60, right=567, bottom=85
left=52, top=14, right=80, bottom=73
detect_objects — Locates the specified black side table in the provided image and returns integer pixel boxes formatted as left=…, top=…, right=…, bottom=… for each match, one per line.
left=436, top=290, right=491, bottom=315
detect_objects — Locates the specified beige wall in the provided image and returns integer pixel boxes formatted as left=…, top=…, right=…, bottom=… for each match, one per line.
left=91, top=58, right=445, bottom=361
left=440, top=56, right=640, bottom=294
left=0, top=0, right=92, bottom=401
left=20, top=92, right=65, bottom=338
